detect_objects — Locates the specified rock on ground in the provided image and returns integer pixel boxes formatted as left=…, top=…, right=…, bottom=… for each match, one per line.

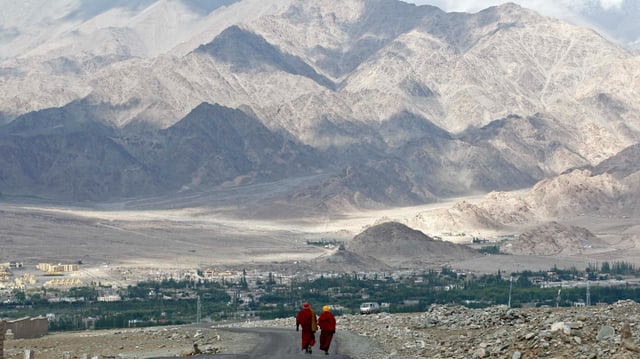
left=6, top=300, right=640, bottom=359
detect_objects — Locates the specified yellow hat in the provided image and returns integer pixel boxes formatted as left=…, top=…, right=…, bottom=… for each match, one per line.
left=323, top=305, right=330, bottom=312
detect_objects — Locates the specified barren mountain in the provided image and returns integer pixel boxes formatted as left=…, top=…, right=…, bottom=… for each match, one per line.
left=0, top=0, right=639, bottom=219
left=427, top=168, right=632, bottom=230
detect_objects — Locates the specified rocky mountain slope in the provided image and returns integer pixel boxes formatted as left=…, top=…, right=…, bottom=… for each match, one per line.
left=407, top=166, right=640, bottom=239
left=0, top=0, right=639, bottom=219
left=502, top=221, right=606, bottom=256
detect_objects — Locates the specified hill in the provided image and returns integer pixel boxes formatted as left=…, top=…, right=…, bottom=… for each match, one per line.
left=345, top=222, right=480, bottom=268
left=502, top=221, right=607, bottom=256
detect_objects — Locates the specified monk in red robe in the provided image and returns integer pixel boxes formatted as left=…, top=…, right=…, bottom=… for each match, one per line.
left=318, top=305, right=336, bottom=355
left=296, top=302, right=317, bottom=354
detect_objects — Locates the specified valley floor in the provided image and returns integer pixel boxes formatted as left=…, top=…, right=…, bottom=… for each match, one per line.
left=1, top=196, right=639, bottom=288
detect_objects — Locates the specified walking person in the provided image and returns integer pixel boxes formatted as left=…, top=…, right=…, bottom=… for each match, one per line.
left=296, top=302, right=317, bottom=354
left=318, top=305, right=336, bottom=355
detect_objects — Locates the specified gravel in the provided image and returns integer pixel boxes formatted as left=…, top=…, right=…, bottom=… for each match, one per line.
left=5, top=300, right=640, bottom=358
left=226, top=299, right=640, bottom=358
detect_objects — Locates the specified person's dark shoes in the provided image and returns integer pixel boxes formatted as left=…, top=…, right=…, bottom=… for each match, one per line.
left=325, top=350, right=329, bottom=355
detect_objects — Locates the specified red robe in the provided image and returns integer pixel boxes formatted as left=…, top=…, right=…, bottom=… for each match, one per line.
left=318, top=310, right=336, bottom=351
left=296, top=308, right=316, bottom=350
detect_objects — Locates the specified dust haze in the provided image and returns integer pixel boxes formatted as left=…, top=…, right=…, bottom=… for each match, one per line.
left=2, top=185, right=639, bottom=287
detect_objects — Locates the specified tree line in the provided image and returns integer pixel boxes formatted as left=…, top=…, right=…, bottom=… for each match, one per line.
left=3, top=262, right=640, bottom=331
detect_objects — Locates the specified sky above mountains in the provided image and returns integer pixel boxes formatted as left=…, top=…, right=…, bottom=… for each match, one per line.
left=410, top=0, right=640, bottom=48
left=0, top=0, right=637, bottom=60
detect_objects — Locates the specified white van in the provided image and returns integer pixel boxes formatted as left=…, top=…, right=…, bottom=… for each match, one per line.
left=359, top=302, right=380, bottom=314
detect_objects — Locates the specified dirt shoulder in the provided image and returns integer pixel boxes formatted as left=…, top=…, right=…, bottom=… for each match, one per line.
left=3, top=320, right=384, bottom=359
left=3, top=326, right=257, bottom=359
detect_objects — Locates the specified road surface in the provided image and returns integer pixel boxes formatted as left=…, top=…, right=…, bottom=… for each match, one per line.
left=154, top=327, right=353, bottom=358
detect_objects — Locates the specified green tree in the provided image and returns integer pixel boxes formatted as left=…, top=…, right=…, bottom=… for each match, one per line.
left=13, top=289, right=26, bottom=303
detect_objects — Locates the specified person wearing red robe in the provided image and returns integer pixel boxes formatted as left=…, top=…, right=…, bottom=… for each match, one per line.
left=318, top=305, right=336, bottom=355
left=296, top=302, right=317, bottom=354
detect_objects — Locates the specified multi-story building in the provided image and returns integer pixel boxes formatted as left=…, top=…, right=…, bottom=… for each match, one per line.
left=36, top=263, right=79, bottom=273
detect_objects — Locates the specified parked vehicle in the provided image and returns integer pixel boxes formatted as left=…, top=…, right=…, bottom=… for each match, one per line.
left=359, top=302, right=380, bottom=314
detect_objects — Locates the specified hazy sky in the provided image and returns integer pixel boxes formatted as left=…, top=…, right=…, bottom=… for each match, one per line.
left=406, top=0, right=640, bottom=48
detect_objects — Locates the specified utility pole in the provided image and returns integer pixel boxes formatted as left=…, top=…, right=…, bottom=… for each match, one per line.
left=196, top=295, right=201, bottom=324
left=0, top=320, right=5, bottom=359
left=508, top=276, right=513, bottom=308
left=235, top=289, right=240, bottom=320
left=586, top=281, right=591, bottom=307
left=556, top=289, right=562, bottom=308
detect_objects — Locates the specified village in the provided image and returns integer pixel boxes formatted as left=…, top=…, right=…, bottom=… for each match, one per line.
left=2, top=257, right=640, bottom=343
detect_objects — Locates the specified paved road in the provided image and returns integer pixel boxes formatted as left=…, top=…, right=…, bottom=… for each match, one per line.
left=154, top=327, right=352, bottom=359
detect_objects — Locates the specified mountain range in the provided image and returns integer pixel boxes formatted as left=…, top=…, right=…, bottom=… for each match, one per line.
left=1, top=0, right=639, bottom=224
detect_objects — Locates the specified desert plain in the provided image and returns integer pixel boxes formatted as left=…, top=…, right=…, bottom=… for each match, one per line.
left=2, top=186, right=639, bottom=287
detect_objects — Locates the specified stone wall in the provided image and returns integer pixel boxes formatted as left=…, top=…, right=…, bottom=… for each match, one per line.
left=4, top=317, right=48, bottom=339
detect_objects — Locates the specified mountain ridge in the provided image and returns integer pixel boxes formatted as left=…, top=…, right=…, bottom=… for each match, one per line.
left=0, top=0, right=638, bottom=219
